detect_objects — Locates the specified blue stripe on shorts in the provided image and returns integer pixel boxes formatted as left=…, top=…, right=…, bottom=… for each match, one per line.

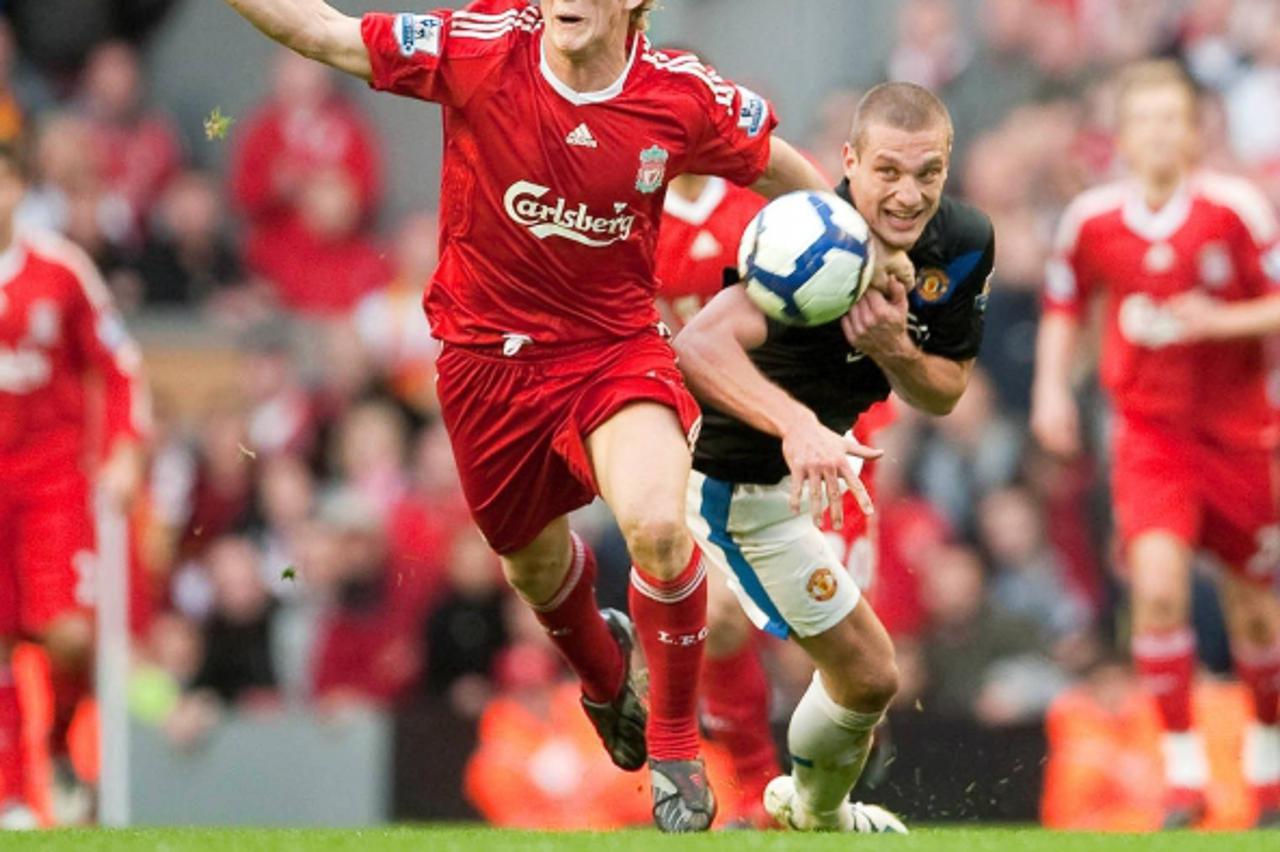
left=698, top=475, right=791, bottom=639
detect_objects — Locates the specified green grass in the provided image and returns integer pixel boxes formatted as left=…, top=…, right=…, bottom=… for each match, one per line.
left=2, top=826, right=1273, bottom=852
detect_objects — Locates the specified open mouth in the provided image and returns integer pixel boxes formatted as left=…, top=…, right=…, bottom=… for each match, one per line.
left=885, top=209, right=922, bottom=229
left=556, top=13, right=586, bottom=25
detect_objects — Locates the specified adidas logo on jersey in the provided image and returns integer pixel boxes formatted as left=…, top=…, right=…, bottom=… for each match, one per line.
left=565, top=123, right=598, bottom=149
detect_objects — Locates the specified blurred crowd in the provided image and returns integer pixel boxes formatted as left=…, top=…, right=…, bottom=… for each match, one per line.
left=3, top=0, right=1279, bottom=755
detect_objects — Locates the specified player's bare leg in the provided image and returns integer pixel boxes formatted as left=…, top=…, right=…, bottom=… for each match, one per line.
left=1218, top=570, right=1280, bottom=826
left=702, top=569, right=778, bottom=826
left=589, top=402, right=714, bottom=832
left=763, top=598, right=904, bottom=833
left=501, top=517, right=646, bottom=771
left=0, top=637, right=36, bottom=830
left=1128, top=531, right=1203, bottom=826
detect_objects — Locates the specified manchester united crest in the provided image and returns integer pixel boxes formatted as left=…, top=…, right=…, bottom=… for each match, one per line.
left=635, top=145, right=669, bottom=195
left=916, top=267, right=950, bottom=303
left=806, top=567, right=839, bottom=602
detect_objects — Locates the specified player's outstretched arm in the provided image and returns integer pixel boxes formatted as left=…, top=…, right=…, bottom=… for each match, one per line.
left=674, top=286, right=878, bottom=527
left=224, top=0, right=370, bottom=80
left=1031, top=311, right=1083, bottom=459
left=750, top=136, right=827, bottom=200
left=1165, top=291, right=1280, bottom=342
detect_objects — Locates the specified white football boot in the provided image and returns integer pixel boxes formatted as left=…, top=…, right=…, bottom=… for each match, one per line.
left=764, top=775, right=908, bottom=833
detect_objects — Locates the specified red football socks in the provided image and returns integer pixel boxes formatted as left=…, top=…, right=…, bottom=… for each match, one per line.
left=701, top=639, right=778, bottom=808
left=630, top=548, right=708, bottom=762
left=1235, top=641, right=1280, bottom=726
left=1133, top=628, right=1196, bottom=731
left=529, top=532, right=625, bottom=704
left=0, top=667, right=23, bottom=803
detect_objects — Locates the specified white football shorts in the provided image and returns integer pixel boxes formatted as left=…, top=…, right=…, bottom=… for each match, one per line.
left=686, top=469, right=861, bottom=639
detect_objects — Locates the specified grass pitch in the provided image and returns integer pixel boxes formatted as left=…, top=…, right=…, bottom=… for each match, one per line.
left=2, top=826, right=1270, bottom=852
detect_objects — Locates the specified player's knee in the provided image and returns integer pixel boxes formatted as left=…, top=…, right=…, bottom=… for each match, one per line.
left=619, top=514, right=688, bottom=576
left=501, top=549, right=569, bottom=602
left=1133, top=587, right=1188, bottom=631
left=42, top=615, right=93, bottom=673
left=1233, top=606, right=1278, bottom=649
left=828, top=652, right=898, bottom=713
left=856, top=658, right=900, bottom=712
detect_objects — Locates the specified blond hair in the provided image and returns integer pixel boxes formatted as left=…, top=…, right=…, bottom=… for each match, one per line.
left=1115, top=59, right=1198, bottom=121
left=632, top=0, right=657, bottom=32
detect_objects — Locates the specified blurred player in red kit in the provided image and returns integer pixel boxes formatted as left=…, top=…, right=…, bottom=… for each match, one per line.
left=221, top=0, right=845, bottom=830
left=655, top=173, right=766, bottom=331
left=0, top=143, right=149, bottom=828
left=1033, top=60, right=1280, bottom=829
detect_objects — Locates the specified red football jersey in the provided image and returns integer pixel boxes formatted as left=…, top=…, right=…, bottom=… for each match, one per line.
left=655, top=176, right=765, bottom=323
left=1045, top=171, right=1280, bottom=448
left=0, top=230, right=148, bottom=477
left=361, top=1, right=777, bottom=347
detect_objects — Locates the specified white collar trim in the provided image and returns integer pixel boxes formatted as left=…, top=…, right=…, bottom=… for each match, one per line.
left=539, top=32, right=638, bottom=106
left=663, top=177, right=728, bottom=225
left=1122, top=179, right=1192, bottom=242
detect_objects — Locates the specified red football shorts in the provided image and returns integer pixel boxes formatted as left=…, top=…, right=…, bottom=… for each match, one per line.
left=1112, top=414, right=1280, bottom=581
left=0, top=470, right=95, bottom=636
left=435, top=329, right=702, bottom=555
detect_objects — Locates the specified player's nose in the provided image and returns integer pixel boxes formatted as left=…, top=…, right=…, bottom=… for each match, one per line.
left=898, top=180, right=925, bottom=208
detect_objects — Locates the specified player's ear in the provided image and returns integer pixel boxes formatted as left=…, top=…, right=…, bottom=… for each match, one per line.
left=841, top=141, right=858, bottom=178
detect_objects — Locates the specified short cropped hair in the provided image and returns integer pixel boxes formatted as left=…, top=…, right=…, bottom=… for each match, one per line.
left=850, top=81, right=954, bottom=152
left=632, top=0, right=657, bottom=32
left=1115, top=59, right=1198, bottom=121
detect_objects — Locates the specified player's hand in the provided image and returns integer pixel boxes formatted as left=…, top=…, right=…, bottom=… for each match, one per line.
left=780, top=410, right=882, bottom=527
left=99, top=442, right=144, bottom=509
left=841, top=277, right=911, bottom=361
left=1164, top=290, right=1223, bottom=343
left=1030, top=383, right=1081, bottom=459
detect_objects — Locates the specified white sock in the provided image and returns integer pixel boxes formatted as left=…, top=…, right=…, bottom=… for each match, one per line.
left=787, top=672, right=883, bottom=826
left=1244, top=724, right=1280, bottom=786
left=1162, top=730, right=1209, bottom=789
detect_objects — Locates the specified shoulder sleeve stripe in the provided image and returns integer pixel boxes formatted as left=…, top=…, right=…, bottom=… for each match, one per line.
left=1196, top=171, right=1279, bottom=245
left=25, top=230, right=113, bottom=309
left=452, top=7, right=538, bottom=27
left=1053, top=183, right=1126, bottom=254
left=24, top=230, right=151, bottom=435
left=451, top=25, right=535, bottom=40
left=640, top=45, right=735, bottom=108
left=451, top=6, right=540, bottom=37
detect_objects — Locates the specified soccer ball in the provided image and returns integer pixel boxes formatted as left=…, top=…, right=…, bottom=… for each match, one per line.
left=738, top=190, right=876, bottom=326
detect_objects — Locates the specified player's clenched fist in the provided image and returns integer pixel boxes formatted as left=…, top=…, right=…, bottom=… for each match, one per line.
left=841, top=277, right=911, bottom=361
left=870, top=244, right=916, bottom=295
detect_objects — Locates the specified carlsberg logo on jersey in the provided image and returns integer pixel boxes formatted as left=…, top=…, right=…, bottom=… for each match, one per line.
left=504, top=181, right=637, bottom=248
left=0, top=346, right=51, bottom=393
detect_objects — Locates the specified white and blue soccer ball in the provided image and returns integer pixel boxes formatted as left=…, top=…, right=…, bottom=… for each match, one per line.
left=738, top=190, right=876, bottom=326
